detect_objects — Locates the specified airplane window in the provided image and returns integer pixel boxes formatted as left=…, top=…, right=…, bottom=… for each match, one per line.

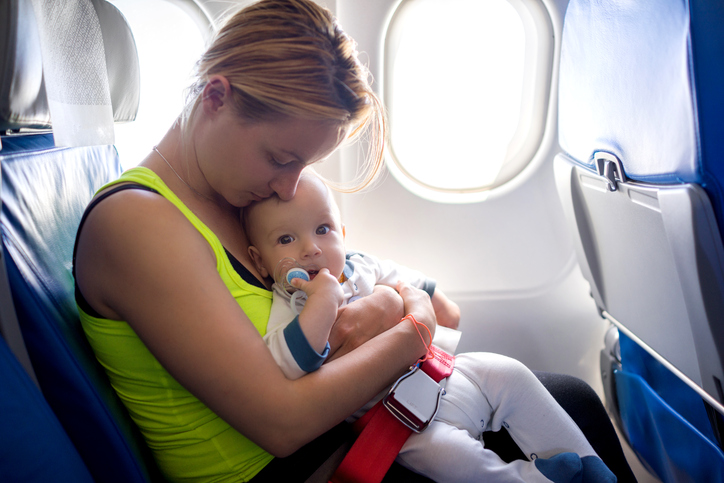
left=109, top=0, right=206, bottom=169
left=384, top=0, right=553, bottom=202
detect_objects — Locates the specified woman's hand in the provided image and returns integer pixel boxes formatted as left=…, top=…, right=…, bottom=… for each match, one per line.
left=396, top=282, right=437, bottom=343
left=326, top=285, right=404, bottom=361
left=327, top=282, right=438, bottom=363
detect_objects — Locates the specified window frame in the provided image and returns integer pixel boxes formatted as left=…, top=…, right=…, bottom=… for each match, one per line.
left=382, top=0, right=554, bottom=203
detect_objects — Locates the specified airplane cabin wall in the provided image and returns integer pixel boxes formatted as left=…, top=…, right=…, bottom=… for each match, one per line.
left=329, top=0, right=608, bottom=394
left=198, top=0, right=608, bottom=394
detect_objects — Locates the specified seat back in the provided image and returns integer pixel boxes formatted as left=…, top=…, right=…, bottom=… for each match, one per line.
left=0, top=325, right=94, bottom=482
left=555, top=0, right=724, bottom=481
left=0, top=1, right=162, bottom=481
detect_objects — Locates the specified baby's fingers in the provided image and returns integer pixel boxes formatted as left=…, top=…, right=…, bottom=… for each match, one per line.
left=290, top=276, right=310, bottom=291
left=290, top=268, right=333, bottom=291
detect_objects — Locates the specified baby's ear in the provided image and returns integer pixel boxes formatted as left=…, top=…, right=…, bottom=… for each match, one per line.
left=247, top=246, right=269, bottom=278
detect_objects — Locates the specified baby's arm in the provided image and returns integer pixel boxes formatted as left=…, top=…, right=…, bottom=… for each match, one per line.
left=352, top=251, right=461, bottom=329
left=263, top=268, right=343, bottom=380
left=291, top=268, right=344, bottom=354
left=431, top=289, right=460, bottom=330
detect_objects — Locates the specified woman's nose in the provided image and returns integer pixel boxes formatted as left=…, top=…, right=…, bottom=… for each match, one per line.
left=270, top=166, right=304, bottom=201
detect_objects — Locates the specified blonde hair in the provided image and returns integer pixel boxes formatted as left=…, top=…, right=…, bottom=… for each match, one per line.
left=183, top=0, right=387, bottom=192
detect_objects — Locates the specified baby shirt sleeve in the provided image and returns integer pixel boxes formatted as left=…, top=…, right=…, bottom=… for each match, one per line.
left=348, top=251, right=437, bottom=298
left=263, top=286, right=329, bottom=380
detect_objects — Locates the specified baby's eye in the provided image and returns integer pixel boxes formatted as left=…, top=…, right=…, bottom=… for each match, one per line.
left=316, top=225, right=330, bottom=235
left=279, top=235, right=294, bottom=245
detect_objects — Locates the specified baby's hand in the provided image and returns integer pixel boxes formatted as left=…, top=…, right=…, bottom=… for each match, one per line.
left=291, top=269, right=344, bottom=354
left=291, top=268, right=344, bottom=312
left=432, top=289, right=461, bottom=329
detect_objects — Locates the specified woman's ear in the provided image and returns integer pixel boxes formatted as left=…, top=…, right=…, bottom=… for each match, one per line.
left=202, top=75, right=232, bottom=115
left=248, top=246, right=269, bottom=278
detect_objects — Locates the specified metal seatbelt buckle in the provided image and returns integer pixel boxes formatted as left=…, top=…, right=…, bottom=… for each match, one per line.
left=382, top=366, right=444, bottom=433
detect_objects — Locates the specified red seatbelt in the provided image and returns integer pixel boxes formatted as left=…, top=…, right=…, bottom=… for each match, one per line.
left=330, top=345, right=455, bottom=483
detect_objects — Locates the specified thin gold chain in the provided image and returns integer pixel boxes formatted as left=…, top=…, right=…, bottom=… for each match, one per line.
left=153, top=146, right=214, bottom=203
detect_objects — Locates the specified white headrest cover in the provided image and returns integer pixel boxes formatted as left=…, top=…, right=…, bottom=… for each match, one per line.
left=0, top=0, right=140, bottom=143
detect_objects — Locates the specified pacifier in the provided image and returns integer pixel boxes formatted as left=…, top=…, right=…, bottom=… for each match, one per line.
left=287, top=267, right=310, bottom=285
left=274, top=257, right=317, bottom=315
left=273, top=257, right=316, bottom=295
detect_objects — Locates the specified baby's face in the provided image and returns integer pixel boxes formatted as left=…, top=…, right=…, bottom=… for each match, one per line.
left=246, top=174, right=346, bottom=282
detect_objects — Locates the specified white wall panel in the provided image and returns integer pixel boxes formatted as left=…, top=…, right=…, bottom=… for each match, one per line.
left=333, top=0, right=606, bottom=393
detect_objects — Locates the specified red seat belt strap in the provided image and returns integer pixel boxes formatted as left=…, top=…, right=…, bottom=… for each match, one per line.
left=330, top=346, right=455, bottom=483
left=331, top=402, right=412, bottom=483
left=422, top=345, right=455, bottom=381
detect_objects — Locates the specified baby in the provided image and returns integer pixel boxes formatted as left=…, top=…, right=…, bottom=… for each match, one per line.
left=243, top=170, right=616, bottom=483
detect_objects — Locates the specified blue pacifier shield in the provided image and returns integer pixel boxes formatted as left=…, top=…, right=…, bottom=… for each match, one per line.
left=286, top=268, right=310, bottom=284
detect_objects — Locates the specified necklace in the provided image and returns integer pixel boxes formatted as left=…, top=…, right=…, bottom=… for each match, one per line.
left=153, top=146, right=214, bottom=203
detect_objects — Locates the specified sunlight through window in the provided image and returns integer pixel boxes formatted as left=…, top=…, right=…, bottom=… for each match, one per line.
left=385, top=0, right=551, bottom=201
left=109, top=0, right=206, bottom=169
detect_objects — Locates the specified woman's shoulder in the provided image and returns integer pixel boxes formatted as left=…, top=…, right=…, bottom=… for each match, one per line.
left=82, top=180, right=213, bottom=263
left=75, top=178, right=217, bottom=315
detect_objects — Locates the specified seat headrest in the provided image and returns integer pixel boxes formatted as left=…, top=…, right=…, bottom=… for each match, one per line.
left=558, top=0, right=724, bottom=188
left=0, top=0, right=140, bottom=136
left=558, top=0, right=696, bottom=183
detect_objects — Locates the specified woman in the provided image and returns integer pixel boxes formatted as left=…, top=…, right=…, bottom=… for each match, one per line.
left=75, top=1, right=433, bottom=480
left=74, top=0, right=634, bottom=481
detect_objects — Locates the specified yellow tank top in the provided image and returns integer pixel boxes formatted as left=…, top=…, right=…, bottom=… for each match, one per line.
left=78, top=167, right=274, bottom=482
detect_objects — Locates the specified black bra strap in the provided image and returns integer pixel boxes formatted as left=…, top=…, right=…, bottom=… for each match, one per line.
left=72, top=183, right=159, bottom=279
left=72, top=184, right=159, bottom=317
left=72, top=183, right=267, bottom=319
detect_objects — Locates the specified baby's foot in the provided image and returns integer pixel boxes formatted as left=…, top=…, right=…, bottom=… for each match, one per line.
left=534, top=453, right=617, bottom=483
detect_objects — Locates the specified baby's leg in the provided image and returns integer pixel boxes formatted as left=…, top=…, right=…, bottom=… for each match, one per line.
left=398, top=421, right=571, bottom=483
left=396, top=353, right=615, bottom=482
left=450, top=353, right=596, bottom=459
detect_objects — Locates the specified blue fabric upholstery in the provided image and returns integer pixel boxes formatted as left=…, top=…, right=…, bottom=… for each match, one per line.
left=0, top=133, right=162, bottom=482
left=0, top=0, right=162, bottom=480
left=0, top=332, right=93, bottom=482
left=616, top=334, right=724, bottom=482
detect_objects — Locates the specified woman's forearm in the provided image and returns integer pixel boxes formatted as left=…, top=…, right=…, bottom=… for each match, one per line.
left=262, top=283, right=437, bottom=454
left=327, top=285, right=405, bottom=361
left=258, top=312, right=433, bottom=455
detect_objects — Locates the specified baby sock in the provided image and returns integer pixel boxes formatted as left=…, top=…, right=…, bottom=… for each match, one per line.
left=534, top=453, right=617, bottom=483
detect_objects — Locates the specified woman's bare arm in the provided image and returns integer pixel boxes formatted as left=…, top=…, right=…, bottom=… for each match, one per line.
left=326, top=285, right=405, bottom=361
left=75, top=190, right=435, bottom=457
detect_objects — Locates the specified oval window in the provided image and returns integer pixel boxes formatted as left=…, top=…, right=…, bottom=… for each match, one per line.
left=384, top=0, right=553, bottom=202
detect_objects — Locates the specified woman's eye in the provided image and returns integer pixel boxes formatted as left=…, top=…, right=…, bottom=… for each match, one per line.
left=279, top=235, right=293, bottom=244
left=269, top=156, right=285, bottom=167
left=316, top=225, right=330, bottom=235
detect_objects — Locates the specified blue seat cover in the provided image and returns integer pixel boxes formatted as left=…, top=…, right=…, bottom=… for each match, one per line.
left=557, top=0, right=724, bottom=480
left=1, top=133, right=162, bottom=482
left=616, top=333, right=724, bottom=482
left=0, top=334, right=94, bottom=482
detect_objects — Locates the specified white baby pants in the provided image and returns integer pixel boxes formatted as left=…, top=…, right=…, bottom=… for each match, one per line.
left=396, top=353, right=599, bottom=483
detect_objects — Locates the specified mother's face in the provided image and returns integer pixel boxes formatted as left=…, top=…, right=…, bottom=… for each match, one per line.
left=199, top=112, right=345, bottom=208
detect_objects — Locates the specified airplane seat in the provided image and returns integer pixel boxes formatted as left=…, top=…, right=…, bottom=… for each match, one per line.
left=0, top=0, right=163, bottom=481
left=554, top=0, right=724, bottom=481
left=0, top=323, right=94, bottom=482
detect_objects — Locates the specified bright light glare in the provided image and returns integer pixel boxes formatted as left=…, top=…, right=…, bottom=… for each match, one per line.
left=109, top=0, right=205, bottom=169
left=389, top=0, right=525, bottom=190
